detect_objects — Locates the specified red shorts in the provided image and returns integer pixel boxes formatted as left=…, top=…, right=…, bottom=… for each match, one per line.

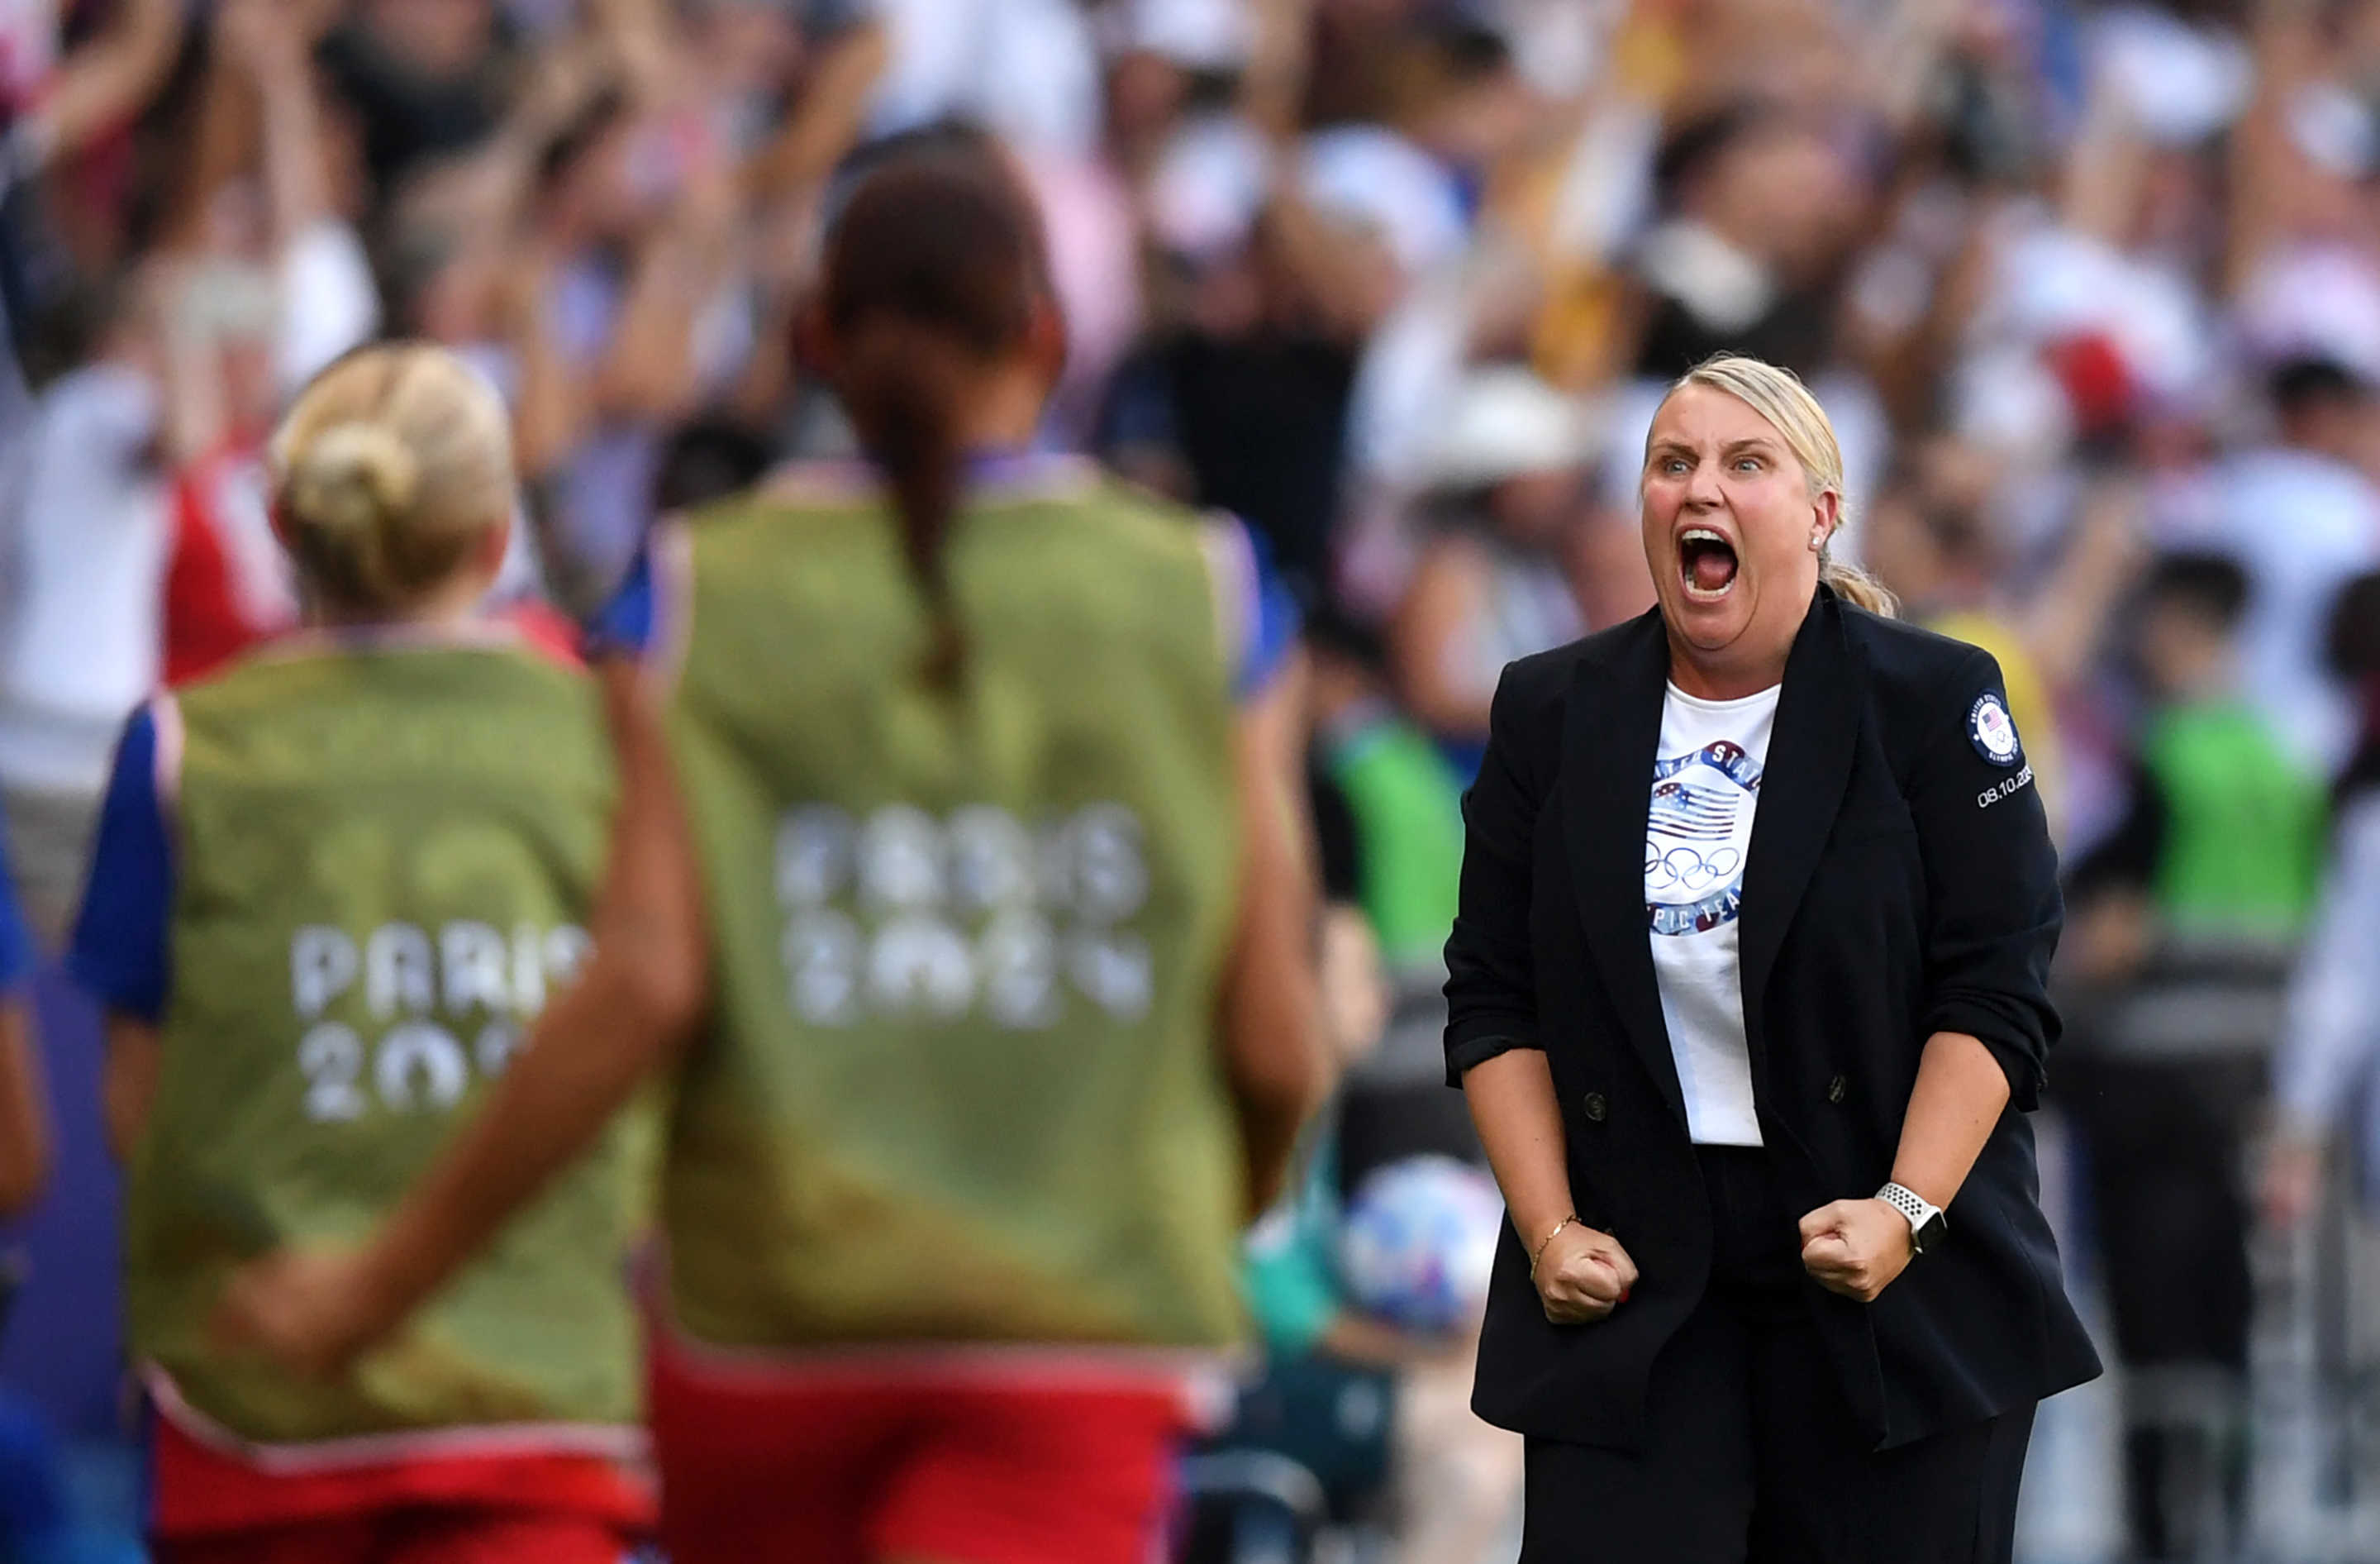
left=152, top=1508, right=632, bottom=1564
left=648, top=1333, right=1212, bottom=1564
left=146, top=1378, right=653, bottom=1561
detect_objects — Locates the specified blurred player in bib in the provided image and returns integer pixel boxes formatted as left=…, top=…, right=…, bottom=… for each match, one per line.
left=69, top=344, right=654, bottom=1564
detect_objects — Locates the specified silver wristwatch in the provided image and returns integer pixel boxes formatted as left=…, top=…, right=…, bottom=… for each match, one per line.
left=1876, top=1182, right=1947, bottom=1256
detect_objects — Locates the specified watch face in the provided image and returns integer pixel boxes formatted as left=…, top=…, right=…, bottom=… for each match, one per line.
left=1912, top=1214, right=1947, bottom=1255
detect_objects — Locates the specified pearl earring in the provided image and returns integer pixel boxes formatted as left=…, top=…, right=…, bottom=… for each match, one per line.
left=1809, top=536, right=1825, bottom=553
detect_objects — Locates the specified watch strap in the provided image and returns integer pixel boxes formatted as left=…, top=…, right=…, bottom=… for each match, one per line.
left=1876, top=1181, right=1944, bottom=1247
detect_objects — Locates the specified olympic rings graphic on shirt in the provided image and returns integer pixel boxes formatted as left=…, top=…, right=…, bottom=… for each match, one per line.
left=1644, top=845, right=1743, bottom=894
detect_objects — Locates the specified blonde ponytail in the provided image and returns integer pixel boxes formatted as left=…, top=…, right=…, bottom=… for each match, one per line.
left=1819, top=556, right=1898, bottom=617
left=270, top=344, right=514, bottom=615
left=1664, top=353, right=1901, bottom=621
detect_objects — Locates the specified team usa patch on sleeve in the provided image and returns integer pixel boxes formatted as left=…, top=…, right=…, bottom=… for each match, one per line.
left=1967, top=692, right=2023, bottom=768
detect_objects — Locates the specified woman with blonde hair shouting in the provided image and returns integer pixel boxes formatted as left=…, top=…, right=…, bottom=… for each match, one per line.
left=1443, top=353, right=2100, bottom=1561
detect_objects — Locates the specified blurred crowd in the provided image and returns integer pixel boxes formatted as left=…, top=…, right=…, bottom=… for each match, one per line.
left=4, top=0, right=2380, bottom=1559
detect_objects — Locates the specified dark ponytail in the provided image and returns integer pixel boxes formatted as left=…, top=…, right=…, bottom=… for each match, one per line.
left=820, top=148, right=1049, bottom=690
left=838, top=322, right=970, bottom=685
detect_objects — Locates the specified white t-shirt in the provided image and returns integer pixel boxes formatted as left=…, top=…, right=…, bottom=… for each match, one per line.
left=0, top=364, right=169, bottom=794
left=2197, top=446, right=2380, bottom=775
left=867, top=0, right=1102, bottom=156
left=1645, top=681, right=1778, bottom=1147
left=276, top=220, right=383, bottom=399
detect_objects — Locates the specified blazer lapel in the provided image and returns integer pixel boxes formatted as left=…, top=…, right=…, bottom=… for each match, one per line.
left=1562, top=610, right=1687, bottom=1127
left=1737, top=589, right=1862, bottom=1059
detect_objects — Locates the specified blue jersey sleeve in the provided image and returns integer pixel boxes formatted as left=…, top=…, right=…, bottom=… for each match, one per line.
left=582, top=546, right=658, bottom=663
left=1224, top=517, right=1300, bottom=703
left=0, top=803, right=33, bottom=994
left=66, top=706, right=174, bottom=1023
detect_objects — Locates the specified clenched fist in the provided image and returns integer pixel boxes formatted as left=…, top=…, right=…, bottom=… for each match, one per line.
left=1533, top=1222, right=1639, bottom=1324
left=1797, top=1199, right=1913, bottom=1303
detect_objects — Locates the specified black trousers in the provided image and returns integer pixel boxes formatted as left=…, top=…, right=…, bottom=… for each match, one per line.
left=2063, top=1053, right=2263, bottom=1561
left=2064, top=1054, right=2258, bottom=1370
left=1521, top=1147, right=2035, bottom=1564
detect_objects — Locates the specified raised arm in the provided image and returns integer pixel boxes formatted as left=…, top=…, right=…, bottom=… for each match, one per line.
left=21, top=0, right=184, bottom=170
left=213, top=0, right=334, bottom=251
left=741, top=20, right=890, bottom=203
left=590, top=162, right=742, bottom=425
left=497, top=241, right=589, bottom=487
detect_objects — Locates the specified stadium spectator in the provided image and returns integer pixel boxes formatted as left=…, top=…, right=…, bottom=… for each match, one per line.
left=1388, top=365, right=1592, bottom=772
left=2061, top=551, right=2330, bottom=1563
left=2264, top=570, right=2380, bottom=1226
left=0, top=269, right=166, bottom=943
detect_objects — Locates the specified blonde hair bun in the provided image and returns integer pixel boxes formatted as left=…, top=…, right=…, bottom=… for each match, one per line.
left=270, top=343, right=516, bottom=613
left=288, top=421, right=421, bottom=537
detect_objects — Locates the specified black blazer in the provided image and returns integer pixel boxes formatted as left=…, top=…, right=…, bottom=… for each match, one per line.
left=1443, top=587, right=2102, bottom=1452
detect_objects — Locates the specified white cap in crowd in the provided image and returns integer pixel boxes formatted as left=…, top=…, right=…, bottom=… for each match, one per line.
left=1424, top=365, right=1595, bottom=491
left=1105, top=0, right=1252, bottom=73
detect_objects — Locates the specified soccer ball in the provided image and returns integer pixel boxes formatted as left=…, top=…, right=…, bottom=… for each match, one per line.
left=1337, top=1155, right=1506, bottom=1334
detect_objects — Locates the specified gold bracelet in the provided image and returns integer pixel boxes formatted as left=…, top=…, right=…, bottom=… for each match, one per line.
left=1530, top=1214, right=1581, bottom=1279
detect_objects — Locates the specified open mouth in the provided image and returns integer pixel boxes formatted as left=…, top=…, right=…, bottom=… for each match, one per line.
left=1678, top=527, right=1740, bottom=600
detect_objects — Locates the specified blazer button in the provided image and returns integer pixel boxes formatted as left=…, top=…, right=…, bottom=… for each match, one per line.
left=1827, top=1075, right=1848, bottom=1105
left=1583, top=1093, right=1607, bottom=1123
